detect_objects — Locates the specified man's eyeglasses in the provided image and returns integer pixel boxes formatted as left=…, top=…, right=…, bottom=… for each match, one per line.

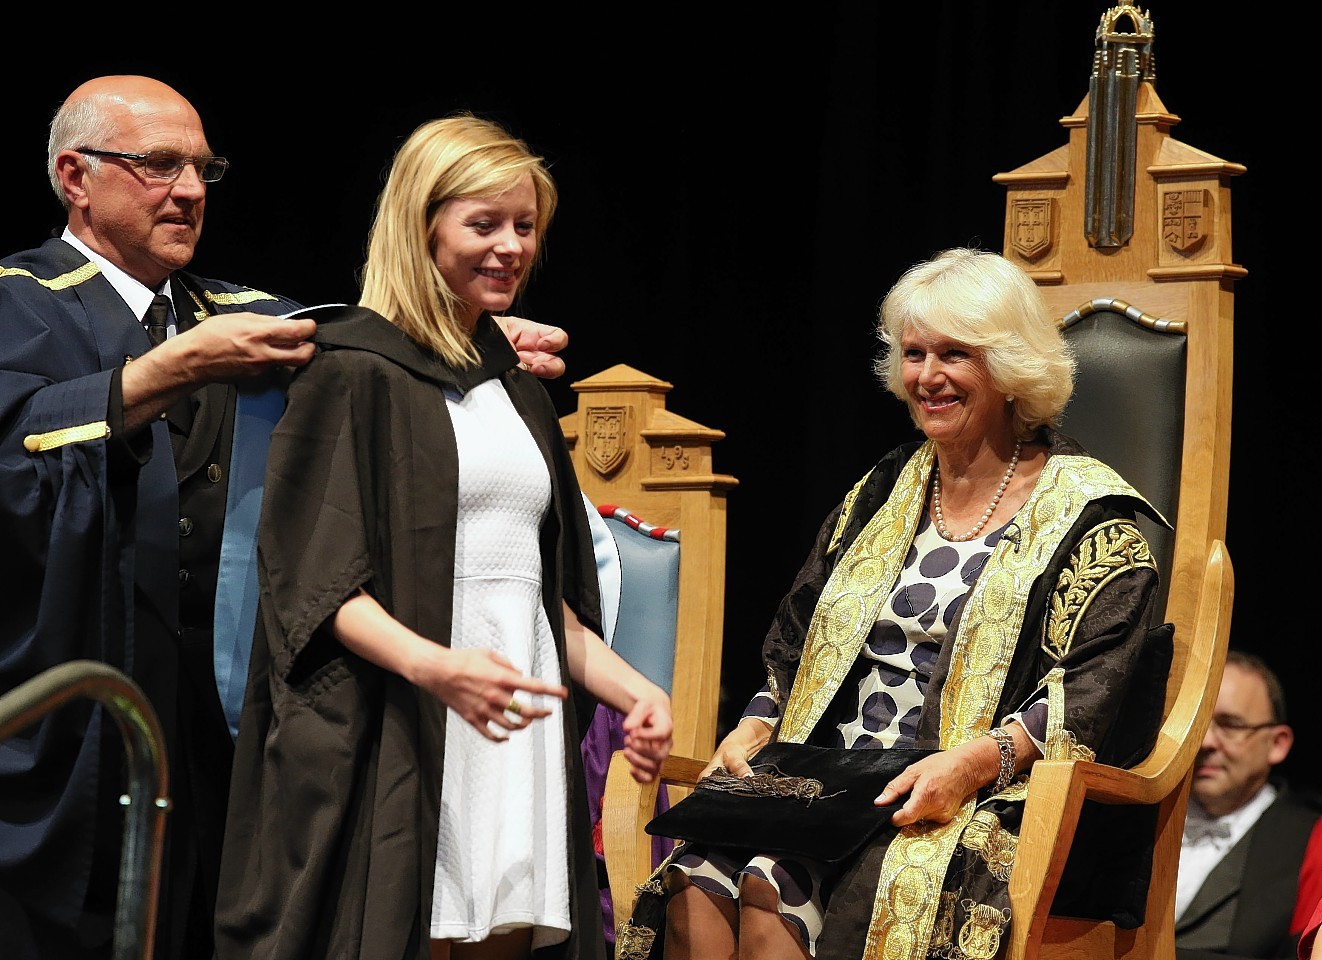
left=1208, top=714, right=1280, bottom=743
left=77, top=148, right=230, bottom=183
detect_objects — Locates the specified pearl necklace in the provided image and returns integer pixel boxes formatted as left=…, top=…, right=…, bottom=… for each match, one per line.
left=931, top=440, right=1022, bottom=542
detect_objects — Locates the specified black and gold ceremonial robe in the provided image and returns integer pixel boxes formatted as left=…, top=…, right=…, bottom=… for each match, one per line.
left=214, top=308, right=607, bottom=960
left=761, top=431, right=1173, bottom=960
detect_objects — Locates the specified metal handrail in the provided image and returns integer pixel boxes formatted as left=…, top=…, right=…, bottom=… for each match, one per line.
left=0, top=660, right=171, bottom=960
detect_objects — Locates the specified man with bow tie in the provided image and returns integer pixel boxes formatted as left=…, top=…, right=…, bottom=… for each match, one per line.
left=1175, top=651, right=1322, bottom=959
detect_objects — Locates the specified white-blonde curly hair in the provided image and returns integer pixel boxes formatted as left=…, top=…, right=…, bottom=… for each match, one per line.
left=874, top=247, right=1075, bottom=438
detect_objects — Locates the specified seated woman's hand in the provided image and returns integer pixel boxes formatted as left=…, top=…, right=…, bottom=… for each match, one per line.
left=699, top=717, right=773, bottom=779
left=873, top=740, right=997, bottom=827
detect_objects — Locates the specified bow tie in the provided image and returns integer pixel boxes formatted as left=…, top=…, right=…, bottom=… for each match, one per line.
left=1184, top=816, right=1232, bottom=844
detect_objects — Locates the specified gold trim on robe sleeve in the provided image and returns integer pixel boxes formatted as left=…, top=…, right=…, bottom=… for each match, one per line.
left=24, top=421, right=111, bottom=451
left=1042, top=520, right=1156, bottom=661
left=0, top=262, right=101, bottom=289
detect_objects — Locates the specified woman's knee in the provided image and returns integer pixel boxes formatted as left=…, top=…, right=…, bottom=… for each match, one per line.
left=737, top=876, right=809, bottom=960
left=666, top=875, right=738, bottom=954
left=668, top=876, right=736, bottom=926
left=738, top=874, right=782, bottom=914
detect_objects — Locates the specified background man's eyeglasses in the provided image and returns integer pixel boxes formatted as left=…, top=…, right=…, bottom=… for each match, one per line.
left=77, top=148, right=229, bottom=183
left=1208, top=714, right=1280, bottom=742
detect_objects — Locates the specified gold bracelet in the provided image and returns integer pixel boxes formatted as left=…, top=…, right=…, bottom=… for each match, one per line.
left=989, top=726, right=1016, bottom=792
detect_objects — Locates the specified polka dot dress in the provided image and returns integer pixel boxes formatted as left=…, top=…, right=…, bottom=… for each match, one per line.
left=669, top=513, right=1009, bottom=955
left=833, top=513, right=1004, bottom=750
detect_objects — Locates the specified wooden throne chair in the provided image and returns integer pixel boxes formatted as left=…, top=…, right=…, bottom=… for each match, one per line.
left=597, top=6, right=1241, bottom=960
left=989, top=5, right=1242, bottom=956
left=559, top=364, right=737, bottom=943
left=559, top=363, right=738, bottom=763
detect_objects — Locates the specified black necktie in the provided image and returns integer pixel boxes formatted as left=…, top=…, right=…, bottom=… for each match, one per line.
left=145, top=294, right=173, bottom=347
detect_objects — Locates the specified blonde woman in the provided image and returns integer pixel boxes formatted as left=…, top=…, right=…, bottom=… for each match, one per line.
left=215, top=115, right=671, bottom=960
left=656, top=249, right=1171, bottom=960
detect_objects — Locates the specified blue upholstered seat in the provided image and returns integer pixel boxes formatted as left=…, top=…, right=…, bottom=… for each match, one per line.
left=595, top=506, right=681, bottom=696
left=580, top=500, right=681, bottom=946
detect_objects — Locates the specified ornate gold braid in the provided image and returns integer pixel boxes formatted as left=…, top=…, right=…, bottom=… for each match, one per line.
left=0, top=261, right=101, bottom=289
left=615, top=921, right=658, bottom=960
left=23, top=421, right=110, bottom=452
left=1041, top=519, right=1155, bottom=661
left=182, top=285, right=281, bottom=325
left=779, top=444, right=933, bottom=741
left=861, top=455, right=1153, bottom=959
left=615, top=845, right=681, bottom=960
left=827, top=466, right=877, bottom=556
left=961, top=808, right=1018, bottom=882
left=4, top=262, right=108, bottom=453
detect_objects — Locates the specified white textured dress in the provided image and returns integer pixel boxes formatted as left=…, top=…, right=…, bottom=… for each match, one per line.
left=430, top=378, right=571, bottom=947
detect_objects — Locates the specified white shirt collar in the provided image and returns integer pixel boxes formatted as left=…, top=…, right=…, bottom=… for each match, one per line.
left=1175, top=783, right=1278, bottom=920
left=61, top=228, right=166, bottom=321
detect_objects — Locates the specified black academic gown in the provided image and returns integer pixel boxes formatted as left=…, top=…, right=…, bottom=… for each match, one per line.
left=214, top=308, right=606, bottom=960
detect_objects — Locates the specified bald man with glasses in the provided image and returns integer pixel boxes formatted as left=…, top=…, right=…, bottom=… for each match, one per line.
left=0, top=75, right=568, bottom=960
left=1175, top=650, right=1322, bottom=960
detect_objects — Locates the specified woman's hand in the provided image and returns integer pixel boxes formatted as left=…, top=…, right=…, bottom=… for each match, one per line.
left=620, top=688, right=673, bottom=784
left=560, top=600, right=673, bottom=782
left=874, top=738, right=1002, bottom=826
left=700, top=717, right=774, bottom=779
left=874, top=724, right=1036, bottom=826
left=331, top=590, right=568, bottom=742
left=408, top=644, right=569, bottom=741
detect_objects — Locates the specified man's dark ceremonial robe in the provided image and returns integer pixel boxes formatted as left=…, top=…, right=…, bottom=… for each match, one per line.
left=0, top=236, right=300, bottom=959
left=214, top=308, right=607, bottom=960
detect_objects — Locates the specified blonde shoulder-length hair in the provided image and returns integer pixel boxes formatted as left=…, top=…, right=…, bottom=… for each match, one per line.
left=358, top=113, right=557, bottom=366
left=874, top=247, right=1076, bottom=438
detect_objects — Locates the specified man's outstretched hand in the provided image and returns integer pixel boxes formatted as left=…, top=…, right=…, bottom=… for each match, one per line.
left=496, top=315, right=568, bottom=379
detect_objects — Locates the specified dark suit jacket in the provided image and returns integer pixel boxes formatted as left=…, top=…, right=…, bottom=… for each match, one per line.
left=1175, top=784, right=1322, bottom=960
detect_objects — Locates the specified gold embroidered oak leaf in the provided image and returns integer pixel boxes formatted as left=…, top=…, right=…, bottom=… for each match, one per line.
left=1042, top=521, right=1152, bottom=660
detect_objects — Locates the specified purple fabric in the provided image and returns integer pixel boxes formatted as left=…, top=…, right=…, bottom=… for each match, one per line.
left=581, top=702, right=673, bottom=944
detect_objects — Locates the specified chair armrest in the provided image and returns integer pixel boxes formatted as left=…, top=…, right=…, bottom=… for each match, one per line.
left=602, top=750, right=707, bottom=933
left=655, top=754, right=709, bottom=787
left=1007, top=539, right=1233, bottom=958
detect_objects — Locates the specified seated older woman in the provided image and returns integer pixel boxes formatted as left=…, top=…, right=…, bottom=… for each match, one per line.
left=657, top=247, right=1173, bottom=960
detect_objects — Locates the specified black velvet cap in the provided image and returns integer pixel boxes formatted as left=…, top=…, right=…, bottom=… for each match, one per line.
left=646, top=742, right=938, bottom=863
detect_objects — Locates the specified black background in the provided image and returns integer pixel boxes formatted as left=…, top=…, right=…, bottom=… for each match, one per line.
left=2, top=7, right=1308, bottom=786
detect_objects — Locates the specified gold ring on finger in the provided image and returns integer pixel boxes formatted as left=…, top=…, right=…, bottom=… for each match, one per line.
left=506, top=698, right=523, bottom=716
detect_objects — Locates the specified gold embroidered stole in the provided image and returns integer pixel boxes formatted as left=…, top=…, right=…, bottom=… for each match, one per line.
left=774, top=445, right=1152, bottom=960
left=778, top=444, right=933, bottom=740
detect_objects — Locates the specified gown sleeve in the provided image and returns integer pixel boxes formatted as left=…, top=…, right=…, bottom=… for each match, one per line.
left=256, top=350, right=377, bottom=683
